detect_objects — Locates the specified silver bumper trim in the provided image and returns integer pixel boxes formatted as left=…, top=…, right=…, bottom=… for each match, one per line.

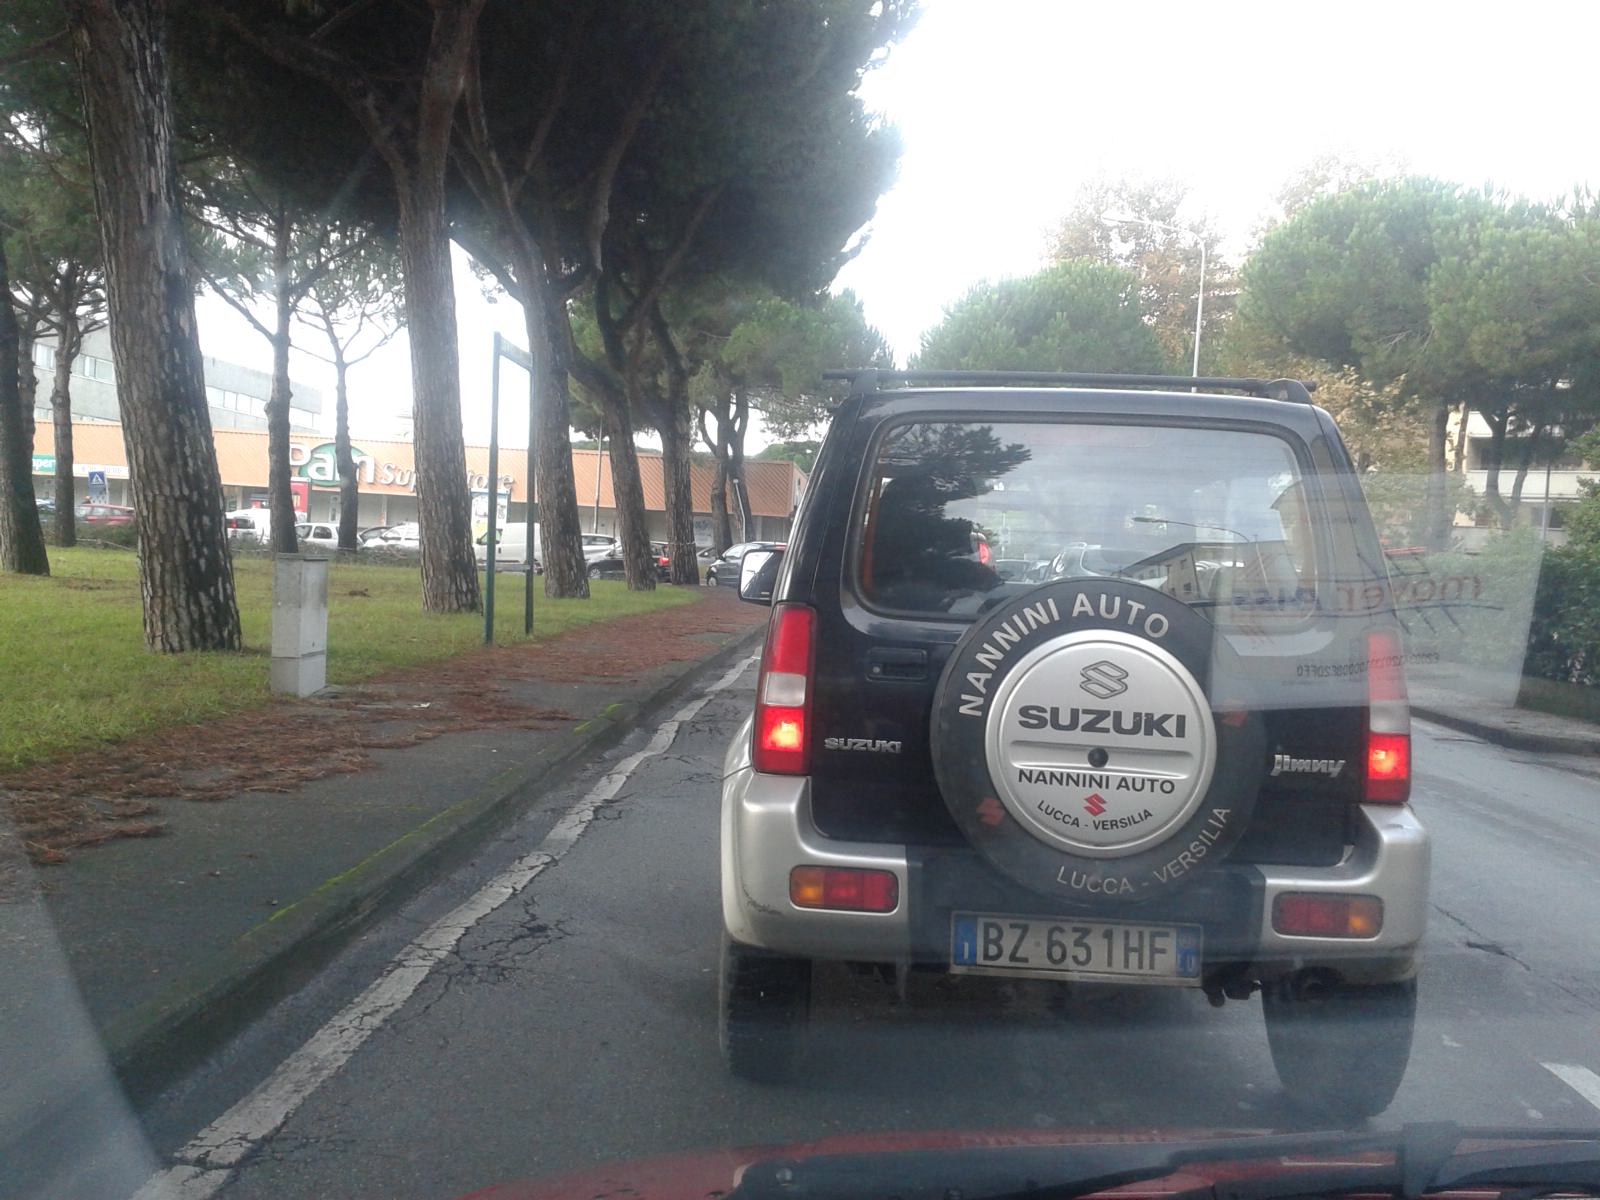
left=1253, top=803, right=1430, bottom=978
left=721, top=761, right=912, bottom=959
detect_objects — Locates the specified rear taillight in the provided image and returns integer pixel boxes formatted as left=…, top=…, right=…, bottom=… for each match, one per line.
left=1272, top=892, right=1383, bottom=938
left=976, top=537, right=991, bottom=566
left=1365, top=628, right=1411, bottom=804
left=753, top=603, right=815, bottom=775
left=789, top=866, right=899, bottom=913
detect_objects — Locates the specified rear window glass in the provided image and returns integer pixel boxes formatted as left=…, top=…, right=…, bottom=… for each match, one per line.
left=856, top=420, right=1317, bottom=619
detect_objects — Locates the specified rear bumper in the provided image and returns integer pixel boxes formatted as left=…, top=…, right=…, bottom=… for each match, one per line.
left=721, top=749, right=1428, bottom=983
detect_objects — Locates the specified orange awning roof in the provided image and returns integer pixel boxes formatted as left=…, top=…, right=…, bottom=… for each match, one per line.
left=33, top=422, right=806, bottom=518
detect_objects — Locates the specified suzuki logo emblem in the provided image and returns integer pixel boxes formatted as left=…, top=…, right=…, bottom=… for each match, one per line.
left=1079, top=660, right=1129, bottom=700
left=1083, top=792, right=1108, bottom=816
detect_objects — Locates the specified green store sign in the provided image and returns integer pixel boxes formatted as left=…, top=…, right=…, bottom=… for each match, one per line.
left=291, top=442, right=371, bottom=489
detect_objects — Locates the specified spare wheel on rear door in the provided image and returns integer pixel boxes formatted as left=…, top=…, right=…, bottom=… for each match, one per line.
left=931, top=579, right=1264, bottom=902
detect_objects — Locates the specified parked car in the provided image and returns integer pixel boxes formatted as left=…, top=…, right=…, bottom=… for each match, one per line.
left=586, top=540, right=672, bottom=581
left=357, top=524, right=394, bottom=546
left=372, top=522, right=420, bottom=551
left=703, top=541, right=783, bottom=586
left=719, top=369, right=1424, bottom=1122
left=224, top=508, right=272, bottom=544
left=295, top=521, right=340, bottom=550
left=76, top=502, right=136, bottom=526
left=582, top=533, right=621, bottom=562
left=475, top=522, right=540, bottom=566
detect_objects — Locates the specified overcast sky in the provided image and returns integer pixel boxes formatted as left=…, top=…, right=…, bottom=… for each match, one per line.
left=198, top=0, right=1598, bottom=450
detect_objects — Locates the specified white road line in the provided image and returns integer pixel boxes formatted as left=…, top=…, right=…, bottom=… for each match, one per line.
left=1544, top=1062, right=1600, bottom=1114
left=130, top=654, right=757, bottom=1200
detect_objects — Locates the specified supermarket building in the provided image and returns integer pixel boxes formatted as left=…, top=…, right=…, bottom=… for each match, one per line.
left=29, top=422, right=806, bottom=546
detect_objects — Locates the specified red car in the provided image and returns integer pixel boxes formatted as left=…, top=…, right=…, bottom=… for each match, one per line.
left=75, top=503, right=136, bottom=526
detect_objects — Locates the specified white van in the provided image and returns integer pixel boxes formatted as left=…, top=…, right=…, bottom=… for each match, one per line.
left=224, top=509, right=273, bottom=544
left=475, top=522, right=539, bottom=567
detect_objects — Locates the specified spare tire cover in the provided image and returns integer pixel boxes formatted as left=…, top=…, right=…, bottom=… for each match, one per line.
left=931, top=579, right=1264, bottom=902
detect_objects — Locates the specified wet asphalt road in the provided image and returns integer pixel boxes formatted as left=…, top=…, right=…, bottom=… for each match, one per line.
left=52, top=658, right=1600, bottom=1198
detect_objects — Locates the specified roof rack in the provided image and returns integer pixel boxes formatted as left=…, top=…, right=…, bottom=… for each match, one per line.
left=821, top=369, right=1316, bottom=404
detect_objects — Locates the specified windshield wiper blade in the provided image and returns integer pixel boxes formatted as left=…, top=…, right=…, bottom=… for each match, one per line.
left=728, top=1126, right=1600, bottom=1200
left=1164, top=1127, right=1600, bottom=1200
left=728, top=1127, right=1454, bottom=1200
left=987, top=1124, right=1466, bottom=1200
left=1432, top=1139, right=1600, bottom=1191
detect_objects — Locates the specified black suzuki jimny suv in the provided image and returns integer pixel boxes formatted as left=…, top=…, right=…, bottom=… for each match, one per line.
left=720, top=370, right=1426, bottom=1120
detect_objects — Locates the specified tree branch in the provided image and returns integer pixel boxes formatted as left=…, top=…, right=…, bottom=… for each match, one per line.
left=215, top=11, right=410, bottom=179
left=414, top=0, right=488, bottom=179
left=199, top=265, right=274, bottom=341
left=618, top=183, right=725, bottom=331
left=0, top=27, right=69, bottom=72
left=511, top=5, right=589, bottom=200
left=583, top=48, right=672, bottom=272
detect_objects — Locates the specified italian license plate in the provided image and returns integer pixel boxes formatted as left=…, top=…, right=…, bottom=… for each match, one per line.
left=950, top=913, right=1202, bottom=985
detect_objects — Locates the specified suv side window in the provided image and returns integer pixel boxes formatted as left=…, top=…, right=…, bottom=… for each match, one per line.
left=855, top=419, right=1317, bottom=619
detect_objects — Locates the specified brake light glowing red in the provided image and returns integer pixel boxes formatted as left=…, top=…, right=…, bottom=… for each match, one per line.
left=976, top=538, right=991, bottom=566
left=1366, top=732, right=1410, bottom=802
left=753, top=604, right=815, bottom=775
left=1365, top=629, right=1411, bottom=804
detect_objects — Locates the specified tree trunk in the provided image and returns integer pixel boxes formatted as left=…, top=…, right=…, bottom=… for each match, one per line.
left=51, top=313, right=80, bottom=547
left=600, top=398, right=655, bottom=590
left=708, top=451, right=730, bottom=553
left=18, top=313, right=40, bottom=450
left=1451, top=401, right=1470, bottom=472
left=729, top=387, right=751, bottom=543
left=267, top=203, right=299, bottom=554
left=395, top=175, right=481, bottom=613
left=521, top=260, right=588, bottom=599
left=68, top=0, right=241, bottom=648
left=225, top=0, right=484, bottom=608
left=698, top=397, right=733, bottom=554
left=333, top=352, right=360, bottom=553
left=647, top=308, right=699, bottom=585
left=659, top=417, right=698, bottom=584
left=1424, top=402, right=1452, bottom=552
left=568, top=317, right=651, bottom=590
left=0, top=233, right=50, bottom=576
left=1508, top=424, right=1540, bottom=516
left=1481, top=409, right=1510, bottom=527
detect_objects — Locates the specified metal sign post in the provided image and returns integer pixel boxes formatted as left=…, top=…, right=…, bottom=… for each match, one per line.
left=483, top=332, right=535, bottom=644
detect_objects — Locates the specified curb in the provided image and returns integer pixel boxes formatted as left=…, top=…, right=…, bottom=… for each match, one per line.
left=103, top=620, right=766, bottom=1101
left=1412, top=705, right=1599, bottom=757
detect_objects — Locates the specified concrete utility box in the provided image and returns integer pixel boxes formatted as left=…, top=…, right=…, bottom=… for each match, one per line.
left=271, top=553, right=329, bottom=697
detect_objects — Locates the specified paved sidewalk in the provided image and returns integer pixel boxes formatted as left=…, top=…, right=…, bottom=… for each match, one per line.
left=1410, top=672, right=1599, bottom=757
left=0, top=588, right=766, bottom=1158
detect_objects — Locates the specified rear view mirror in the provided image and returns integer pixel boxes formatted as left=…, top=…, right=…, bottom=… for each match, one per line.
left=739, top=548, right=782, bottom=604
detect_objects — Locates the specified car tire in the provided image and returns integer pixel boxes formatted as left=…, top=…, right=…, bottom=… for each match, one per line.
left=1263, top=974, right=1417, bottom=1121
left=718, top=936, right=810, bottom=1083
left=587, top=564, right=604, bottom=580
left=705, top=571, right=719, bottom=587
left=929, top=579, right=1265, bottom=904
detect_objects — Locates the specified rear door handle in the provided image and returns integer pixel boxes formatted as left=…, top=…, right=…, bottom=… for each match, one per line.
left=866, top=648, right=927, bottom=682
